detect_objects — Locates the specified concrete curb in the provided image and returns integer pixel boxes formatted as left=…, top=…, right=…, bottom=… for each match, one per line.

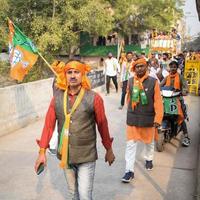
left=197, top=137, right=200, bottom=200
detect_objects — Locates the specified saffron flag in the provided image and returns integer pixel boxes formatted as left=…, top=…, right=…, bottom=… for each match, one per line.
left=8, top=19, right=38, bottom=81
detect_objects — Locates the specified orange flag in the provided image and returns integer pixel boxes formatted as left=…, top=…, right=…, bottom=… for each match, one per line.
left=8, top=19, right=38, bottom=81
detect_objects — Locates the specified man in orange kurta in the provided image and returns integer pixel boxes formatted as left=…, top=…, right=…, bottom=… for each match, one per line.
left=121, top=58, right=163, bottom=183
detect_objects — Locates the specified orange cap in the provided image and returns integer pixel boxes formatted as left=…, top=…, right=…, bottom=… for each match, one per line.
left=131, top=58, right=147, bottom=71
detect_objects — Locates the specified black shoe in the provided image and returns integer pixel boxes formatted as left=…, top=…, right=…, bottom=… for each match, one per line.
left=118, top=105, right=123, bottom=110
left=121, top=171, right=134, bottom=183
left=182, top=136, right=190, bottom=147
left=145, top=160, right=153, bottom=170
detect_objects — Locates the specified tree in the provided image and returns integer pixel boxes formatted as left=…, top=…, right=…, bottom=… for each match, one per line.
left=0, top=0, right=10, bottom=51
left=0, top=0, right=184, bottom=55
left=185, top=33, right=200, bottom=51
left=3, top=0, right=113, bottom=58
left=110, top=0, right=183, bottom=37
left=0, top=0, right=185, bottom=84
left=0, top=0, right=114, bottom=83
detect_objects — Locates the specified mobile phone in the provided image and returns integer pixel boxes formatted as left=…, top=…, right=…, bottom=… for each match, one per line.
left=37, top=163, right=45, bottom=175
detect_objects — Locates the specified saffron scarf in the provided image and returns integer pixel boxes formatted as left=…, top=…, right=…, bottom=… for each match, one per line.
left=165, top=72, right=180, bottom=90
left=58, top=88, right=85, bottom=168
left=131, top=72, right=149, bottom=110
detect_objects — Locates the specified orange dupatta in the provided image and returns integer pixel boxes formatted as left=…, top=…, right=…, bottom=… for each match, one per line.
left=165, top=72, right=180, bottom=90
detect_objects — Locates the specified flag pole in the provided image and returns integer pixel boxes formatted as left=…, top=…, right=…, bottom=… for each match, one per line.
left=117, top=39, right=120, bottom=61
left=117, top=40, right=122, bottom=62
left=37, top=52, right=57, bottom=76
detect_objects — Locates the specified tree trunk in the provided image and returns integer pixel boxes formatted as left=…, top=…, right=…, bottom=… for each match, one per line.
left=52, top=0, right=55, bottom=18
left=68, top=46, right=80, bottom=59
left=68, top=47, right=75, bottom=59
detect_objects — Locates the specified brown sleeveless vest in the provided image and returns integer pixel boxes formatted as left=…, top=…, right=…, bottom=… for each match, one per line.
left=54, top=89, right=97, bottom=164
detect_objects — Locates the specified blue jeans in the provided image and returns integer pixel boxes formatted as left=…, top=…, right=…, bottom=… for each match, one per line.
left=64, top=161, right=96, bottom=200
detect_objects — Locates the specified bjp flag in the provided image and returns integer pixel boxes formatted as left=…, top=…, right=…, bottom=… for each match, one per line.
left=8, top=19, right=38, bottom=81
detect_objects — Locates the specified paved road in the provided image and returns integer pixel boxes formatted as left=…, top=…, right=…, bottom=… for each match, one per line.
left=0, top=90, right=199, bottom=200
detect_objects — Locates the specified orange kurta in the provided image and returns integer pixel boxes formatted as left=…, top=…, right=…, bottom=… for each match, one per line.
left=126, top=79, right=163, bottom=143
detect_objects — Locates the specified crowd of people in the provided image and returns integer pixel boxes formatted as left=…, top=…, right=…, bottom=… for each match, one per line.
left=34, top=50, right=192, bottom=199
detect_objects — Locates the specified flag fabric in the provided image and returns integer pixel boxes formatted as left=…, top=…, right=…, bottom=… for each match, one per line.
left=8, top=19, right=38, bottom=81
left=163, top=97, right=178, bottom=115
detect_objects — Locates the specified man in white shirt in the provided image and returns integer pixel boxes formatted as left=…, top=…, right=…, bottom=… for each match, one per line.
left=104, top=52, right=120, bottom=95
left=149, top=58, right=169, bottom=83
left=161, top=53, right=171, bottom=72
left=148, top=58, right=163, bottom=82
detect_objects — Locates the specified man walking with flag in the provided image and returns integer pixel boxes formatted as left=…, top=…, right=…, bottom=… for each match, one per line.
left=35, top=60, right=115, bottom=199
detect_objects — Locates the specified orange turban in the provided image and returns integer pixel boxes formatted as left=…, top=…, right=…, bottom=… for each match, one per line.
left=131, top=58, right=147, bottom=72
left=52, top=60, right=91, bottom=90
left=52, top=60, right=66, bottom=73
left=64, top=61, right=91, bottom=74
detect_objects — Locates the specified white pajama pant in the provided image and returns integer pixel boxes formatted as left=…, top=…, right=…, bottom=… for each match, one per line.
left=49, top=123, right=58, bottom=149
left=125, top=140, right=154, bottom=172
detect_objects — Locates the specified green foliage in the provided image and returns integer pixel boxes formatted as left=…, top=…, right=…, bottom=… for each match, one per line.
left=112, top=0, right=183, bottom=36
left=0, top=0, right=184, bottom=54
left=0, top=61, right=10, bottom=75
left=0, top=0, right=9, bottom=51
left=31, top=16, right=63, bottom=53
left=0, top=0, right=184, bottom=84
left=1, top=0, right=113, bottom=56
left=0, top=0, right=114, bottom=83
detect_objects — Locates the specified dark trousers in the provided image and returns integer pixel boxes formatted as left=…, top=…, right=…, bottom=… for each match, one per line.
left=106, top=75, right=118, bottom=94
left=120, top=80, right=128, bottom=106
left=181, top=120, right=188, bottom=135
left=179, top=97, right=188, bottom=135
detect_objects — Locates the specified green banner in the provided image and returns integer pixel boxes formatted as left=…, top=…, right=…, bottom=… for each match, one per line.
left=12, top=23, right=38, bottom=53
left=163, top=97, right=178, bottom=115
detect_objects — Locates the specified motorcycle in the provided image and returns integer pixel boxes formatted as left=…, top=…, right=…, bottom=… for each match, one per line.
left=156, top=87, right=187, bottom=152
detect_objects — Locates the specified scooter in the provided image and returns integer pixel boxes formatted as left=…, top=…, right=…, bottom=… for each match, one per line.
left=156, top=87, right=184, bottom=152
